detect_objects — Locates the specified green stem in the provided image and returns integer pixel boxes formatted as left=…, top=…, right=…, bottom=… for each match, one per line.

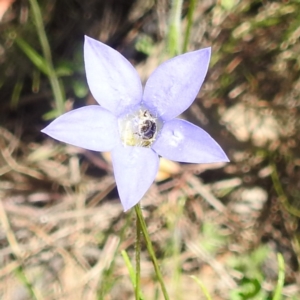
left=182, top=0, right=196, bottom=53
left=134, top=204, right=170, bottom=300
left=29, top=0, right=65, bottom=115
left=168, top=0, right=183, bottom=56
left=135, top=211, right=141, bottom=299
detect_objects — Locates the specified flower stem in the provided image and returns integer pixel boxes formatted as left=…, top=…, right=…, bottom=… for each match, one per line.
left=135, top=210, right=141, bottom=299
left=134, top=204, right=170, bottom=300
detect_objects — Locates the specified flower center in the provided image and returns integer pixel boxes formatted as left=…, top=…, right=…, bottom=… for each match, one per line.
left=118, top=108, right=162, bottom=147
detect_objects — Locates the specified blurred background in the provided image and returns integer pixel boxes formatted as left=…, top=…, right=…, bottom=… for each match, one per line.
left=0, top=0, right=300, bottom=299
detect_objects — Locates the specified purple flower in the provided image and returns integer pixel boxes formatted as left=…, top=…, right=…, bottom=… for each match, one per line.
left=42, top=36, right=229, bottom=211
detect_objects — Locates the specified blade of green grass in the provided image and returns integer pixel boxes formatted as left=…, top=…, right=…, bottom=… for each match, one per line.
left=14, top=37, right=50, bottom=75
left=182, top=0, right=196, bottom=53
left=121, top=250, right=144, bottom=300
left=168, top=0, right=183, bottom=56
left=32, top=69, right=41, bottom=93
left=0, top=196, right=41, bottom=300
left=28, top=0, right=65, bottom=116
left=10, top=78, right=24, bottom=109
left=122, top=250, right=136, bottom=286
left=97, top=210, right=133, bottom=298
left=272, top=253, right=285, bottom=300
left=190, top=276, right=212, bottom=300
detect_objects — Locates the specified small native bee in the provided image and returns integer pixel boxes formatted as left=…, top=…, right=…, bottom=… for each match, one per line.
left=136, top=110, right=158, bottom=146
left=139, top=119, right=157, bottom=140
left=120, top=109, right=159, bottom=147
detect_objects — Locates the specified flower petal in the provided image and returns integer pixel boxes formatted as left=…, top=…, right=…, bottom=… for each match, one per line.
left=84, top=36, right=143, bottom=116
left=41, top=106, right=119, bottom=151
left=111, top=145, right=159, bottom=211
left=152, top=119, right=229, bottom=163
left=142, top=48, right=211, bottom=121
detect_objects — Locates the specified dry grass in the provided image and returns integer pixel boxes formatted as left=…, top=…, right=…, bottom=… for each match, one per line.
left=1, top=0, right=300, bottom=299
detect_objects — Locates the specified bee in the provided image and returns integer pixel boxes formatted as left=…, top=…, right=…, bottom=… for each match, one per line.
left=137, top=110, right=158, bottom=146
left=139, top=119, right=157, bottom=139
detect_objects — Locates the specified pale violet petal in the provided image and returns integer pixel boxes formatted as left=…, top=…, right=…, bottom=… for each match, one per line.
left=84, top=36, right=143, bottom=116
left=152, top=119, right=229, bottom=163
left=142, top=48, right=211, bottom=121
left=112, top=145, right=159, bottom=211
left=41, top=106, right=119, bottom=151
